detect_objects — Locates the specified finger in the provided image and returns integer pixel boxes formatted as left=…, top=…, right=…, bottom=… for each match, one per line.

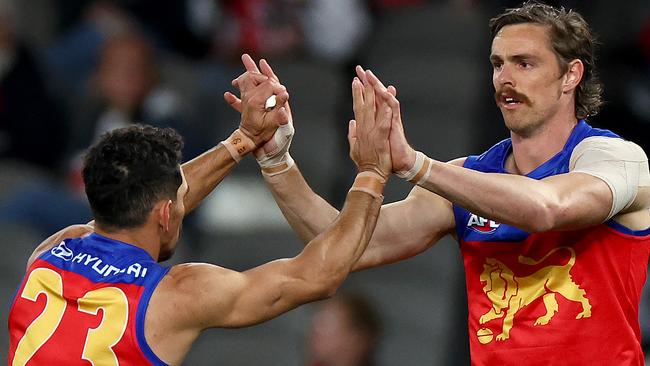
left=276, top=106, right=290, bottom=125
left=351, top=77, right=364, bottom=119
left=242, top=53, right=261, bottom=73
left=259, top=59, right=279, bottom=82
left=266, top=106, right=289, bottom=126
left=273, top=90, right=290, bottom=110
left=347, top=119, right=357, bottom=158
left=348, top=119, right=357, bottom=139
left=363, top=72, right=376, bottom=121
left=366, top=69, right=388, bottom=94
left=223, top=91, right=242, bottom=112
left=355, top=65, right=368, bottom=84
left=387, top=85, right=397, bottom=97
left=387, top=93, right=404, bottom=131
left=236, top=73, right=270, bottom=92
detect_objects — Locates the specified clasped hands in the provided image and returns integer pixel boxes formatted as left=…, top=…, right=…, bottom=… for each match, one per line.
left=224, top=54, right=417, bottom=181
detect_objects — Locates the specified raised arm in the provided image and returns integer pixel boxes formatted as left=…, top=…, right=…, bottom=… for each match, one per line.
left=26, top=73, right=288, bottom=271
left=196, top=74, right=392, bottom=327
left=182, top=74, right=290, bottom=213
left=149, top=77, right=394, bottom=364
left=225, top=57, right=456, bottom=272
left=363, top=68, right=650, bottom=233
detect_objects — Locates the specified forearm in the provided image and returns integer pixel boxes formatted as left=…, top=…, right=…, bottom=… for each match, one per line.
left=299, top=188, right=383, bottom=287
left=262, top=164, right=340, bottom=243
left=182, top=144, right=237, bottom=213
left=419, top=160, right=563, bottom=232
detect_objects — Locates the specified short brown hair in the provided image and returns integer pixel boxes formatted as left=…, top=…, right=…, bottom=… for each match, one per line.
left=489, top=1, right=603, bottom=119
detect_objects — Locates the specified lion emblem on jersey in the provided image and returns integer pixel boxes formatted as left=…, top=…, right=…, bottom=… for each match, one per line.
left=478, top=247, right=591, bottom=341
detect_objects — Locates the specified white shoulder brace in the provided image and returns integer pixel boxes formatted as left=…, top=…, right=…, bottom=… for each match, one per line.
left=569, top=136, right=650, bottom=220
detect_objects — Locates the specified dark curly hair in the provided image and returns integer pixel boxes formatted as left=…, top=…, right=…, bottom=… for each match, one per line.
left=489, top=1, right=603, bottom=119
left=82, top=125, right=184, bottom=230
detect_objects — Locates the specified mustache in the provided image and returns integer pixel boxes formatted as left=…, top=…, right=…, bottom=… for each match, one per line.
left=494, top=88, right=530, bottom=105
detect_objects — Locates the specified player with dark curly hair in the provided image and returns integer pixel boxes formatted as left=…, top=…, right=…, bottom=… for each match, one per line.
left=7, top=61, right=393, bottom=365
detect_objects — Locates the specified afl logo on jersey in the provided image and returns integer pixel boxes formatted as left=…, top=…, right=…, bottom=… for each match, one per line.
left=467, top=214, right=500, bottom=233
left=51, top=241, right=74, bottom=261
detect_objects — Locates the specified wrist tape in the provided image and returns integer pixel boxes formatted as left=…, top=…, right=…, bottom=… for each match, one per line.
left=349, top=171, right=386, bottom=199
left=396, top=151, right=432, bottom=185
left=257, top=122, right=295, bottom=176
left=221, top=129, right=256, bottom=162
left=261, top=154, right=295, bottom=177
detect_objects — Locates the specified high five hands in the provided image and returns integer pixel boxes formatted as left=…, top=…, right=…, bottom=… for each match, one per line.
left=354, top=66, right=417, bottom=174
left=224, top=54, right=418, bottom=178
left=225, top=55, right=295, bottom=175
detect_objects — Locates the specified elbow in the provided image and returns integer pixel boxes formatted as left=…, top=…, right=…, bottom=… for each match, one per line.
left=317, top=271, right=346, bottom=299
left=308, top=267, right=347, bottom=300
left=524, top=197, right=563, bottom=233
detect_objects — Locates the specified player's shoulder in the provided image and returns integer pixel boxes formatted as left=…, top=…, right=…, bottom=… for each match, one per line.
left=27, top=223, right=95, bottom=269
left=571, top=135, right=648, bottom=164
left=159, top=263, right=244, bottom=297
left=151, top=262, right=244, bottom=330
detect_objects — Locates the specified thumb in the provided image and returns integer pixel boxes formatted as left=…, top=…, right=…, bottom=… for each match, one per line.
left=348, top=119, right=357, bottom=140
left=276, top=106, right=290, bottom=126
left=348, top=119, right=357, bottom=160
left=224, top=92, right=242, bottom=113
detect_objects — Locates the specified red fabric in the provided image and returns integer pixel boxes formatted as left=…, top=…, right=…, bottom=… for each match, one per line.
left=8, top=260, right=154, bottom=365
left=461, top=225, right=650, bottom=366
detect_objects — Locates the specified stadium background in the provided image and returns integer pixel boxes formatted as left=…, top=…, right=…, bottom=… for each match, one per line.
left=1, top=0, right=649, bottom=364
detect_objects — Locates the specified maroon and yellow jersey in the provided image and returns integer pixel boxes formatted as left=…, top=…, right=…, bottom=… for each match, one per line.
left=453, top=121, right=650, bottom=365
left=8, top=233, right=170, bottom=365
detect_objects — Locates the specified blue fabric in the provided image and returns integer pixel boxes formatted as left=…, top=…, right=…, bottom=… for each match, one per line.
left=39, top=233, right=170, bottom=365
left=453, top=120, right=620, bottom=242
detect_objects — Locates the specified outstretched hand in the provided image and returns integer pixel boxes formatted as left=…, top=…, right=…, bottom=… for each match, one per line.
left=348, top=75, right=392, bottom=180
left=238, top=77, right=290, bottom=146
left=355, top=66, right=416, bottom=173
left=224, top=54, right=294, bottom=159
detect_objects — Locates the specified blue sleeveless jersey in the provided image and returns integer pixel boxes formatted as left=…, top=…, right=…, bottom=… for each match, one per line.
left=9, top=233, right=170, bottom=365
left=453, top=120, right=650, bottom=365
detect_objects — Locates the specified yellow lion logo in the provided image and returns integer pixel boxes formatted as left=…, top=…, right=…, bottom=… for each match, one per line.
left=479, top=247, right=591, bottom=341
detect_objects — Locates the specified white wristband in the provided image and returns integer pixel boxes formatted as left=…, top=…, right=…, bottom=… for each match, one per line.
left=256, top=121, right=294, bottom=176
left=261, top=154, right=295, bottom=177
left=396, top=151, right=431, bottom=185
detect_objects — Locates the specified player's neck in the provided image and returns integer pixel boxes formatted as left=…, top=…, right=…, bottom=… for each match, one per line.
left=507, top=115, right=578, bottom=175
left=94, top=224, right=160, bottom=260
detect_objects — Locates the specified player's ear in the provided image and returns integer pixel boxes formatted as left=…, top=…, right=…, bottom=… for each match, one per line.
left=562, top=59, right=583, bottom=93
left=156, top=200, right=172, bottom=232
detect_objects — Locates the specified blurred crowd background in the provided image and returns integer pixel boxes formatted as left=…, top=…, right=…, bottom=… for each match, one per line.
left=1, top=0, right=650, bottom=364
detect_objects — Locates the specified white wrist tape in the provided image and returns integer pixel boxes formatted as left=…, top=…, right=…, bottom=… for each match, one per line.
left=261, top=154, right=295, bottom=177
left=396, top=151, right=432, bottom=185
left=256, top=121, right=295, bottom=175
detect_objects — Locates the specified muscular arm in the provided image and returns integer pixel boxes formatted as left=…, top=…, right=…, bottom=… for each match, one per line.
left=181, top=144, right=237, bottom=214
left=262, top=162, right=457, bottom=271
left=181, top=189, right=381, bottom=325
left=149, top=73, right=396, bottom=365
left=419, top=161, right=613, bottom=232
left=148, top=189, right=383, bottom=365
